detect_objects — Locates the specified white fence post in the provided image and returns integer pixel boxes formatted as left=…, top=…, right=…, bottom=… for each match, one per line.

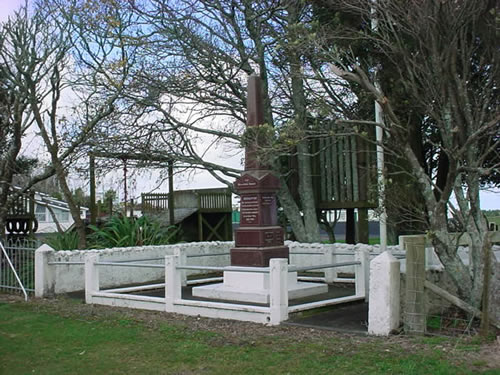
left=368, top=251, right=401, bottom=336
left=84, top=253, right=99, bottom=304
left=35, top=244, right=55, bottom=298
left=174, top=247, right=187, bottom=287
left=269, top=258, right=288, bottom=325
left=323, top=248, right=337, bottom=283
left=355, top=248, right=370, bottom=300
left=165, top=255, right=181, bottom=312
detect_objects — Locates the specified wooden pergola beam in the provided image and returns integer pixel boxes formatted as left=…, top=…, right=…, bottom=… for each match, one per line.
left=90, top=151, right=173, bottom=163
left=88, top=152, right=174, bottom=224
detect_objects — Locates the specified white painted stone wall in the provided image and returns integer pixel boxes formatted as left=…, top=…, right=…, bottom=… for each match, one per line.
left=398, top=237, right=500, bottom=272
left=287, top=241, right=400, bottom=276
left=36, top=240, right=401, bottom=297
left=36, top=242, right=233, bottom=296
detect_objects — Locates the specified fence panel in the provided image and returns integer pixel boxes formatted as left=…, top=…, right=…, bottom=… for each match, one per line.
left=0, top=237, right=39, bottom=294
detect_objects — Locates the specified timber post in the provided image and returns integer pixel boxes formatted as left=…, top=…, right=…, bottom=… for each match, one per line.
left=357, top=208, right=369, bottom=244
left=346, top=208, right=355, bottom=244
left=168, top=160, right=175, bottom=226
left=403, top=235, right=426, bottom=334
left=89, top=153, right=97, bottom=225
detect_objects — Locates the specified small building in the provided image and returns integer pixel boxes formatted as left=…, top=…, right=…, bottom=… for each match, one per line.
left=33, top=192, right=88, bottom=233
left=4, top=188, right=88, bottom=235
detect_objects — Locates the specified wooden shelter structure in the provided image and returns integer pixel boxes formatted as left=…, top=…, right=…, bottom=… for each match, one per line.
left=141, top=188, right=232, bottom=242
left=288, top=123, right=378, bottom=243
left=89, top=151, right=232, bottom=242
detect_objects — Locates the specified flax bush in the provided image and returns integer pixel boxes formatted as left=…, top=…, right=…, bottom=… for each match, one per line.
left=45, top=231, right=80, bottom=251
left=89, top=215, right=180, bottom=248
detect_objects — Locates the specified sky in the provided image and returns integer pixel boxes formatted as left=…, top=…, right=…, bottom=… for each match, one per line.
left=0, top=0, right=239, bottom=202
left=480, top=189, right=499, bottom=210
left=0, top=0, right=24, bottom=22
left=0, top=0, right=498, bottom=210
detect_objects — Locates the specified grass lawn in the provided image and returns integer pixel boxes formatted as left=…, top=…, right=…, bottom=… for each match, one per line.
left=487, top=216, right=500, bottom=227
left=0, top=296, right=498, bottom=374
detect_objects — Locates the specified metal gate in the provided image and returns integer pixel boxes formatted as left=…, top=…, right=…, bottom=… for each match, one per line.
left=0, top=237, right=39, bottom=295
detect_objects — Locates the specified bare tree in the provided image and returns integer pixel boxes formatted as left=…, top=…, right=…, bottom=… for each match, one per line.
left=0, top=7, right=57, bottom=237
left=0, top=56, right=30, bottom=236
left=92, top=0, right=361, bottom=242
left=322, top=0, right=499, bottom=307
left=0, top=1, right=136, bottom=248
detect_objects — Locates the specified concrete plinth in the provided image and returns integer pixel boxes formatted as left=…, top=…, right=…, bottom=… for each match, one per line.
left=192, top=267, right=328, bottom=304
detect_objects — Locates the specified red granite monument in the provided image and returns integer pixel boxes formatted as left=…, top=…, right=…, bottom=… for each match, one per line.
left=192, top=76, right=327, bottom=303
left=230, top=75, right=289, bottom=267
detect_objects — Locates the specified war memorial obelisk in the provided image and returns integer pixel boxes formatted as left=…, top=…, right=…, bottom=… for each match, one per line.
left=192, top=75, right=327, bottom=303
left=230, top=75, right=289, bottom=267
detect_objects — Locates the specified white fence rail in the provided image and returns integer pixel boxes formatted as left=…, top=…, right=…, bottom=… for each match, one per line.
left=36, top=241, right=392, bottom=297
left=83, top=248, right=371, bottom=325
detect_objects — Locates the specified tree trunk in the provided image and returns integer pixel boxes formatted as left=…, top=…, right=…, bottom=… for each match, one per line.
left=285, top=3, right=321, bottom=243
left=319, top=211, right=336, bottom=243
left=45, top=203, right=65, bottom=234
left=0, top=107, right=23, bottom=238
left=479, top=236, right=492, bottom=336
left=0, top=213, right=6, bottom=238
left=53, top=160, right=87, bottom=249
left=295, top=142, right=321, bottom=242
left=433, top=239, right=474, bottom=302
left=277, top=182, right=307, bottom=241
left=0, top=181, right=11, bottom=238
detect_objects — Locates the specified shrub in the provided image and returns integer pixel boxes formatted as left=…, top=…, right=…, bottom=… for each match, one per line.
left=45, top=231, right=80, bottom=251
left=89, top=215, right=180, bottom=248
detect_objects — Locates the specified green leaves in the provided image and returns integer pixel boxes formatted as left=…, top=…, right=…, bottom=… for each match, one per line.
left=89, top=215, right=180, bottom=249
left=46, top=231, right=80, bottom=251
left=45, top=215, right=180, bottom=250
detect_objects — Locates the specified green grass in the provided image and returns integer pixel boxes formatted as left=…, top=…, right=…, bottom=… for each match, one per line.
left=0, top=300, right=496, bottom=375
left=487, top=216, right=500, bottom=227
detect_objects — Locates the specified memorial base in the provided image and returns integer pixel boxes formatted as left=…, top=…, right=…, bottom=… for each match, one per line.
left=230, top=246, right=289, bottom=267
left=192, top=267, right=328, bottom=304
